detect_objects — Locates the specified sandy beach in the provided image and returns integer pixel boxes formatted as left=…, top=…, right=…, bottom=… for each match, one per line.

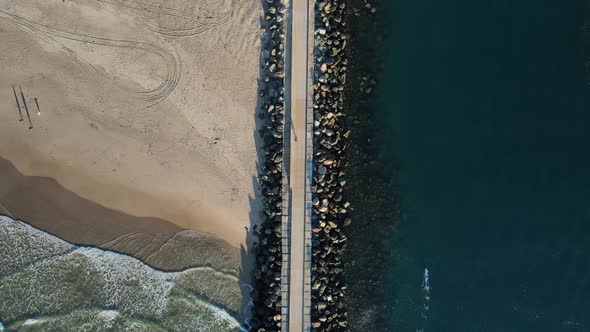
left=0, top=0, right=263, bottom=249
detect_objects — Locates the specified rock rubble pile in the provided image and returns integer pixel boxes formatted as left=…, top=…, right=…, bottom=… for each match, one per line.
left=311, top=1, right=351, bottom=331
left=249, top=1, right=287, bottom=331
left=249, top=0, right=353, bottom=330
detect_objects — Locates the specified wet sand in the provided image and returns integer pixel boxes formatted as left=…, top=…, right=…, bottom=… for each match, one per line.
left=0, top=0, right=263, bottom=249
left=0, top=156, right=181, bottom=245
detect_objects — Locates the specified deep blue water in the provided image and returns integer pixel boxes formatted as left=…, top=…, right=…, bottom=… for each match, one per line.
left=377, top=1, right=590, bottom=331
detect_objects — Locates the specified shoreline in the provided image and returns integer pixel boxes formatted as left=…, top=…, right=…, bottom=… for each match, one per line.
left=0, top=0, right=263, bottom=249
left=0, top=212, right=241, bottom=275
left=0, top=215, right=245, bottom=331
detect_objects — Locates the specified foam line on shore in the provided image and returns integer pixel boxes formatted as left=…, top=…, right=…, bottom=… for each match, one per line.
left=0, top=215, right=243, bottom=330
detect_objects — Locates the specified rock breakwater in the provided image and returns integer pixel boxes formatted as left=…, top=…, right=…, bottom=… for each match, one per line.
left=310, top=1, right=351, bottom=330
left=248, top=1, right=287, bottom=331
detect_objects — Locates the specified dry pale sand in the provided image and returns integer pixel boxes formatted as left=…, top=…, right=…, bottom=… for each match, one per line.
left=0, top=0, right=263, bottom=249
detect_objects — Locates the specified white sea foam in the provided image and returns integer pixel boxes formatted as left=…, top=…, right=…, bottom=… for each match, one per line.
left=0, top=215, right=74, bottom=276
left=0, top=215, right=243, bottom=330
left=97, top=309, right=119, bottom=329
left=23, top=318, right=40, bottom=325
left=74, top=246, right=175, bottom=317
left=98, top=309, right=119, bottom=320
left=209, top=304, right=246, bottom=331
left=0, top=321, right=4, bottom=331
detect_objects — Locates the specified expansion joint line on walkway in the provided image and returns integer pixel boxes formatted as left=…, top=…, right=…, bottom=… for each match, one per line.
left=280, top=0, right=314, bottom=331
left=303, top=0, right=315, bottom=328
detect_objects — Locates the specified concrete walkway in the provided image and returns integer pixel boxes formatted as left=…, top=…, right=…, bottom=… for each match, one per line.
left=283, top=0, right=313, bottom=331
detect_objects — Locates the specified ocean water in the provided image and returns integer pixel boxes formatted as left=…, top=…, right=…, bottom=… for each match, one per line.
left=0, top=216, right=244, bottom=332
left=376, top=0, right=590, bottom=331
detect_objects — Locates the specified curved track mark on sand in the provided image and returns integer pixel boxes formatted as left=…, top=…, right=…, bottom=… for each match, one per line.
left=0, top=9, right=180, bottom=106
left=86, top=0, right=248, bottom=37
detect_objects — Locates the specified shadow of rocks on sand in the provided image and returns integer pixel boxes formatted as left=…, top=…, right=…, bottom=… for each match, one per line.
left=238, top=1, right=286, bottom=326
left=238, top=177, right=261, bottom=323
left=238, top=44, right=267, bottom=326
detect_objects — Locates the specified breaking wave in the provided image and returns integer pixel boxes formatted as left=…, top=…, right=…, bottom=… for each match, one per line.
left=0, top=215, right=245, bottom=331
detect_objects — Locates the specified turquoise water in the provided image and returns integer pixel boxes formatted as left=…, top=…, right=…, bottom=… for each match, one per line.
left=378, top=0, right=590, bottom=331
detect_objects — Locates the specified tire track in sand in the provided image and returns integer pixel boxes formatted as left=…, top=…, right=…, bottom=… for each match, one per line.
left=0, top=9, right=180, bottom=106
left=84, top=0, right=248, bottom=37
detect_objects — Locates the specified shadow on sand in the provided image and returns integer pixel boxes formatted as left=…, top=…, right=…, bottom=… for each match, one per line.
left=238, top=0, right=286, bottom=327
